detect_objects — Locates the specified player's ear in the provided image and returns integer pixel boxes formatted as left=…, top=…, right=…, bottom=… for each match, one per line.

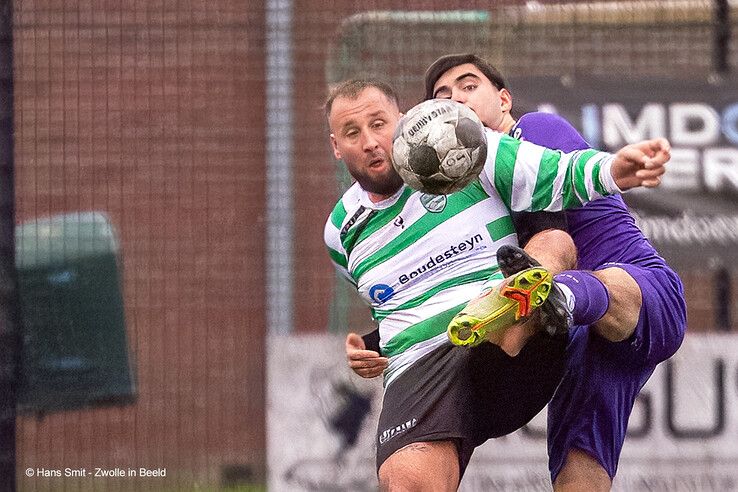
left=499, top=88, right=512, bottom=113
left=330, top=133, right=342, bottom=160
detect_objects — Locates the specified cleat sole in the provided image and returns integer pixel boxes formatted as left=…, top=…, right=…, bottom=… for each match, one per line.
left=447, top=267, right=552, bottom=347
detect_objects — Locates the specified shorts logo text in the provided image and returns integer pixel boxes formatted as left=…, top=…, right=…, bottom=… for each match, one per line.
left=379, top=418, right=418, bottom=445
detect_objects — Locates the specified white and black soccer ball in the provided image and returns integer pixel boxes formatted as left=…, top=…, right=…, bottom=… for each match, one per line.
left=392, top=99, right=487, bottom=195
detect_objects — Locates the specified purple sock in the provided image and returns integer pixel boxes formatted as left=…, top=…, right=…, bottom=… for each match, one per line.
left=554, top=271, right=610, bottom=325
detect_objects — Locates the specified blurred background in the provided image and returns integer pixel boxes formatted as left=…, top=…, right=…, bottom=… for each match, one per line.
left=0, top=0, right=737, bottom=491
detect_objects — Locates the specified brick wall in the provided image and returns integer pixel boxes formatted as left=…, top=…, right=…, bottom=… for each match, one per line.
left=13, top=1, right=266, bottom=488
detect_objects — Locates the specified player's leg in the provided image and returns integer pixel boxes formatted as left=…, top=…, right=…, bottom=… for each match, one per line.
left=554, top=449, right=611, bottom=492
left=489, top=245, right=626, bottom=341
left=549, top=348, right=655, bottom=491
left=379, top=440, right=459, bottom=491
left=551, top=265, right=641, bottom=343
left=546, top=325, right=648, bottom=490
left=375, top=344, right=479, bottom=488
left=447, top=266, right=553, bottom=347
left=558, top=263, right=686, bottom=353
left=482, top=313, right=540, bottom=356
left=548, top=265, right=686, bottom=487
left=519, top=227, right=577, bottom=275
left=590, top=267, right=641, bottom=342
left=503, top=244, right=678, bottom=346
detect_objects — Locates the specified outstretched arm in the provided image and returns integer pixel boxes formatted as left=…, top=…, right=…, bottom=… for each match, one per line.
left=482, top=131, right=670, bottom=212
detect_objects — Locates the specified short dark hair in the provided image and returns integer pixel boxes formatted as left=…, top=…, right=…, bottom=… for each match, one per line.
left=424, top=53, right=506, bottom=100
left=325, top=79, right=400, bottom=117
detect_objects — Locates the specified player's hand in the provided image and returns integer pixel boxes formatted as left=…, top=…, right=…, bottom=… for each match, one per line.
left=346, top=332, right=388, bottom=379
left=611, top=137, right=670, bottom=190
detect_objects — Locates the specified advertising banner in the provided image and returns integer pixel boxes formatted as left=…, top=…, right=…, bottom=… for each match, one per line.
left=268, top=334, right=738, bottom=491
left=508, top=76, right=738, bottom=269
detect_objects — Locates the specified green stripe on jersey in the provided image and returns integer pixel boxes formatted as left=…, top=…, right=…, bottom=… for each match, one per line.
left=592, top=160, right=607, bottom=196
left=340, top=187, right=413, bottom=256
left=562, top=154, right=581, bottom=209
left=531, top=148, right=562, bottom=211
left=574, top=149, right=598, bottom=205
left=493, top=137, right=520, bottom=209
left=352, top=184, right=489, bottom=281
left=330, top=200, right=347, bottom=229
left=327, top=247, right=347, bottom=269
left=486, top=216, right=515, bottom=241
left=354, top=186, right=414, bottom=247
left=341, top=210, right=377, bottom=257
left=382, top=302, right=466, bottom=357
left=372, top=267, right=499, bottom=322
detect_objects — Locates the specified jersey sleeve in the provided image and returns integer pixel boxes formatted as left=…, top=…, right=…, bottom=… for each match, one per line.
left=480, top=129, right=619, bottom=212
left=506, top=111, right=592, bottom=243
left=324, top=210, right=355, bottom=286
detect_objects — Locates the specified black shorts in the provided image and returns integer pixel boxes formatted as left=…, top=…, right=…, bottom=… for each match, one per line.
left=376, top=331, right=568, bottom=476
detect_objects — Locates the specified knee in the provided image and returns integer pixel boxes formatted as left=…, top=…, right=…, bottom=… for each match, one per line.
left=378, top=441, right=459, bottom=492
left=378, top=459, right=423, bottom=492
left=592, top=267, right=642, bottom=342
left=378, top=470, right=415, bottom=492
left=524, top=229, right=577, bottom=273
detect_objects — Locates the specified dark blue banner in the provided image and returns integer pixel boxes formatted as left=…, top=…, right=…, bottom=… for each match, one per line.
left=509, top=76, right=738, bottom=267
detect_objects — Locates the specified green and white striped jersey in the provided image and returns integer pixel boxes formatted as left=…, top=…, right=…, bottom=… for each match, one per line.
left=324, top=128, right=619, bottom=386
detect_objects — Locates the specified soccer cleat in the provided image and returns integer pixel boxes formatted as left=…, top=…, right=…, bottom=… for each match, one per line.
left=447, top=267, right=553, bottom=347
left=496, top=244, right=572, bottom=336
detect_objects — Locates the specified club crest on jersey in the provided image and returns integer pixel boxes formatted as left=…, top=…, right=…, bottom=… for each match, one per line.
left=369, top=284, right=395, bottom=304
left=420, top=194, right=447, bottom=213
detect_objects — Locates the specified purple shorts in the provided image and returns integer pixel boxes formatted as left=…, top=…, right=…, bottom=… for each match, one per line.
left=547, top=262, right=686, bottom=480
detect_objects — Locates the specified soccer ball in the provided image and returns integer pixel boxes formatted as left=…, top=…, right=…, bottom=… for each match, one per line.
left=392, top=99, right=487, bottom=195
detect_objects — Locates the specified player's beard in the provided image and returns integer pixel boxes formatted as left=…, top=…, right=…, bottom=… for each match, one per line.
left=356, top=165, right=404, bottom=198
left=351, top=151, right=405, bottom=197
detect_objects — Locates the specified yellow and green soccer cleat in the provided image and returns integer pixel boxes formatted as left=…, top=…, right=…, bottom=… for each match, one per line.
left=447, top=267, right=553, bottom=347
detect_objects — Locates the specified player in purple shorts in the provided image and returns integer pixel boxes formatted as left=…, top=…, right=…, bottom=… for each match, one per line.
left=426, top=54, right=687, bottom=489
left=511, top=111, right=687, bottom=487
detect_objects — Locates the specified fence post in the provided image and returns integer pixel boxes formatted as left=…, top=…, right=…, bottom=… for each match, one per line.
left=714, top=0, right=731, bottom=74
left=0, top=1, right=19, bottom=490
